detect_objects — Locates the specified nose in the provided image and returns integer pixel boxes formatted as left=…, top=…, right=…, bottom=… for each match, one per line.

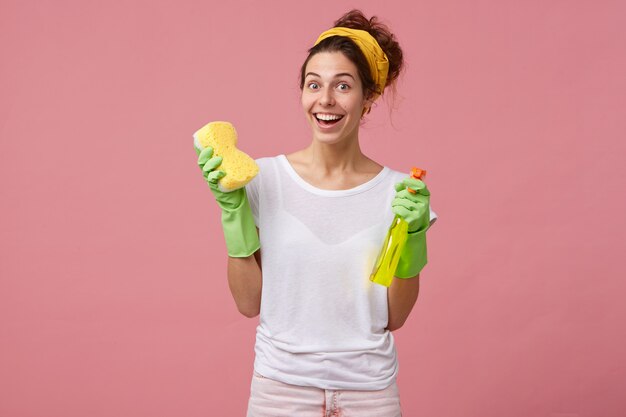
left=319, top=88, right=335, bottom=107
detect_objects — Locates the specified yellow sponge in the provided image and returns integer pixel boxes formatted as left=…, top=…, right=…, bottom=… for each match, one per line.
left=193, top=121, right=259, bottom=192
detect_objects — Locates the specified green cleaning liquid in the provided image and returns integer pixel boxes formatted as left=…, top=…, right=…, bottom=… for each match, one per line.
left=369, top=167, right=426, bottom=287
left=369, top=215, right=409, bottom=287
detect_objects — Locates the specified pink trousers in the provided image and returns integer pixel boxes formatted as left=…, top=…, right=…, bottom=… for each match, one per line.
left=246, top=371, right=402, bottom=417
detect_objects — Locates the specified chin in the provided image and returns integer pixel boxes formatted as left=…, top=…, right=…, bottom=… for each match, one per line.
left=310, top=128, right=345, bottom=143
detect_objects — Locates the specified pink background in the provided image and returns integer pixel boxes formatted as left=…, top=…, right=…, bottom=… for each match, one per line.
left=1, top=0, right=625, bottom=416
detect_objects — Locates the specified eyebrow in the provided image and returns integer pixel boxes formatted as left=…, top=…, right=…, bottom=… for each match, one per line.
left=305, top=72, right=356, bottom=80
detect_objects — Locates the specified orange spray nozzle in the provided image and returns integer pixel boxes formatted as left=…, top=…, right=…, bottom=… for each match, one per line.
left=407, top=167, right=427, bottom=194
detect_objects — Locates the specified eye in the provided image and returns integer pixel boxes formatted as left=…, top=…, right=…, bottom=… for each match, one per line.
left=337, top=83, right=350, bottom=91
left=307, top=82, right=319, bottom=90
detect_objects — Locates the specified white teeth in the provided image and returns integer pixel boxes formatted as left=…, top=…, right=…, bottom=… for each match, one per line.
left=315, top=113, right=343, bottom=121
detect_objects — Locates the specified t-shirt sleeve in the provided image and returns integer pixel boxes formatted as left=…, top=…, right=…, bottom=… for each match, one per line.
left=429, top=206, right=438, bottom=227
left=245, top=160, right=261, bottom=227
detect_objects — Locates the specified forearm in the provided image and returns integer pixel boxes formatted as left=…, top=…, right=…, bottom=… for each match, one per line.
left=386, top=274, right=420, bottom=331
left=227, top=251, right=262, bottom=318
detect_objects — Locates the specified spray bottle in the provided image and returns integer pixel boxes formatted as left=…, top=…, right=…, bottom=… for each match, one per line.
left=369, top=167, right=426, bottom=287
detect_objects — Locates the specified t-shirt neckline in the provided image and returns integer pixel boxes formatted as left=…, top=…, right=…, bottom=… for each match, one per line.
left=277, top=154, right=390, bottom=197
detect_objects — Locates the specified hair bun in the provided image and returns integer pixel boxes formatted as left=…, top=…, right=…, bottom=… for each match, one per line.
left=334, top=9, right=403, bottom=88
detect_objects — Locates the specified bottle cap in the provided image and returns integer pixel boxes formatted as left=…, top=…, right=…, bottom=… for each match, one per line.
left=407, top=167, right=427, bottom=194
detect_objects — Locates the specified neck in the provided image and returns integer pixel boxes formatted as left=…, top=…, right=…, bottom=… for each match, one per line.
left=301, top=135, right=369, bottom=176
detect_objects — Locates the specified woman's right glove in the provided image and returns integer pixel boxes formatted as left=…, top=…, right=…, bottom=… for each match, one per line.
left=195, top=145, right=260, bottom=257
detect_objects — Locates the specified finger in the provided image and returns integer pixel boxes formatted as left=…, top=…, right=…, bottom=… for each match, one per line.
left=395, top=188, right=430, bottom=203
left=395, top=179, right=430, bottom=196
left=391, top=205, right=412, bottom=219
left=402, top=178, right=428, bottom=193
left=393, top=197, right=428, bottom=214
left=391, top=197, right=417, bottom=211
left=197, top=147, right=214, bottom=166
left=404, top=184, right=430, bottom=197
left=395, top=178, right=425, bottom=191
left=207, top=170, right=226, bottom=184
left=202, top=156, right=223, bottom=173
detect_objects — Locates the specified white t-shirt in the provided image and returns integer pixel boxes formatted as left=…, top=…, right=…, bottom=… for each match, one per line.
left=245, top=154, right=438, bottom=390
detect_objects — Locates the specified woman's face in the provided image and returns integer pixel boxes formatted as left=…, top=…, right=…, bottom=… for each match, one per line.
left=301, top=51, right=370, bottom=145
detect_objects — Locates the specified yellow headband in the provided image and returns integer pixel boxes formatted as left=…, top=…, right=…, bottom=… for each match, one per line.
left=314, top=27, right=389, bottom=99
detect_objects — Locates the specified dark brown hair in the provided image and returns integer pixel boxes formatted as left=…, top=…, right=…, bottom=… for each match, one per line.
left=299, top=9, right=404, bottom=101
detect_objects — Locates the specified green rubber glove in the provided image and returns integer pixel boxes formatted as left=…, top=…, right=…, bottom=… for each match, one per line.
left=195, top=145, right=260, bottom=257
left=391, top=177, right=431, bottom=278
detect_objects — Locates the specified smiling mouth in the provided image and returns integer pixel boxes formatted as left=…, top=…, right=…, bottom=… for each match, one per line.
left=314, top=113, right=344, bottom=127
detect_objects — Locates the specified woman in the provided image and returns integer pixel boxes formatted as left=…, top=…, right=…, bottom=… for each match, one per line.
left=196, top=9, right=437, bottom=417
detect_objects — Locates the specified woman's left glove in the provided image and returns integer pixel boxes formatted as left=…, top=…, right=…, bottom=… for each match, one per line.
left=391, top=177, right=431, bottom=278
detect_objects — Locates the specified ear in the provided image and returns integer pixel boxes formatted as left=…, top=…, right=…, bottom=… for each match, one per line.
left=362, top=95, right=376, bottom=117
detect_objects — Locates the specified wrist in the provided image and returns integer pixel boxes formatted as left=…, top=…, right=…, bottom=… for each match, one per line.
left=220, top=189, right=260, bottom=257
